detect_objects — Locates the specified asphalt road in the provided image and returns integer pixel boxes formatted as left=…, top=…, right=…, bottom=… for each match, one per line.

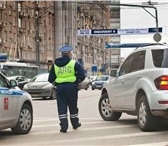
left=0, top=88, right=168, bottom=145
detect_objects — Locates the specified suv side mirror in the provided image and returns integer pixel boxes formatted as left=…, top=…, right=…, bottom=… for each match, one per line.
left=110, top=69, right=117, bottom=77
left=10, top=79, right=18, bottom=88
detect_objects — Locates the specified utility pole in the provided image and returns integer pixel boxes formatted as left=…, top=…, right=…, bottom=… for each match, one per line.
left=35, top=14, right=40, bottom=67
left=35, top=4, right=54, bottom=68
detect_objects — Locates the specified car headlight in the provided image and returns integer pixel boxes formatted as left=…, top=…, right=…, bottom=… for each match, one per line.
left=92, top=81, right=95, bottom=85
left=43, top=83, right=52, bottom=89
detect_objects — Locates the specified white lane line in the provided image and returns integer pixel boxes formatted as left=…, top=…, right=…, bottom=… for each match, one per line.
left=33, top=117, right=102, bottom=122
left=129, top=141, right=168, bottom=146
left=27, top=131, right=168, bottom=145
left=33, top=120, right=115, bottom=128
left=31, top=124, right=136, bottom=134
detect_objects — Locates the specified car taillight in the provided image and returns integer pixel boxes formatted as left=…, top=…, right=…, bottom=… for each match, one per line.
left=154, top=76, right=168, bottom=90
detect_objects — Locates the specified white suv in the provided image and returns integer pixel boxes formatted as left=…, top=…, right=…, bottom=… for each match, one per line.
left=99, top=44, right=168, bottom=131
left=0, top=73, right=33, bottom=134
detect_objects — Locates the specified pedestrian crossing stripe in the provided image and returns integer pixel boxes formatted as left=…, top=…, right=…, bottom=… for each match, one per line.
left=1, top=118, right=168, bottom=146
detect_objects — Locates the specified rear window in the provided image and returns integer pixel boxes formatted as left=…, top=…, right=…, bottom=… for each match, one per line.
left=152, top=49, right=168, bottom=68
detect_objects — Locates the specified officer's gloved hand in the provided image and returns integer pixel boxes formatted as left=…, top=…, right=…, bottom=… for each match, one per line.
left=77, top=83, right=81, bottom=90
left=52, top=82, right=57, bottom=86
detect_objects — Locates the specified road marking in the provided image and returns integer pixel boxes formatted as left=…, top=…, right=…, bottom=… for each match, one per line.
left=33, top=117, right=101, bottom=122
left=31, top=124, right=136, bottom=134
left=27, top=131, right=168, bottom=145
left=130, top=141, right=168, bottom=146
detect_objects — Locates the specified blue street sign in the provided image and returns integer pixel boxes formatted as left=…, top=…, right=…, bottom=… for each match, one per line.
left=106, top=43, right=152, bottom=48
left=92, top=65, right=97, bottom=72
left=77, top=27, right=163, bottom=36
left=148, top=27, right=162, bottom=33
left=0, top=53, right=8, bottom=61
left=91, top=29, right=118, bottom=35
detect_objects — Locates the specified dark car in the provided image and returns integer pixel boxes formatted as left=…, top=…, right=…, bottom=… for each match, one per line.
left=91, top=75, right=110, bottom=90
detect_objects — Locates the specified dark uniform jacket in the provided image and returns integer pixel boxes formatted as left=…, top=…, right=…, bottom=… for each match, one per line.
left=48, top=56, right=85, bottom=86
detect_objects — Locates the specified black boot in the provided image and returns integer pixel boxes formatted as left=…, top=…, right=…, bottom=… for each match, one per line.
left=73, top=123, right=81, bottom=130
left=60, top=129, right=67, bottom=133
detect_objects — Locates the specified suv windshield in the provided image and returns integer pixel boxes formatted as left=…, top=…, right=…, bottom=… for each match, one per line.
left=152, top=48, right=168, bottom=68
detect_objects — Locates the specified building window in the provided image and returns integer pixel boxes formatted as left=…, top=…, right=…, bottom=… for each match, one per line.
left=4, top=31, right=7, bottom=42
left=13, top=17, right=17, bottom=26
left=23, top=36, right=26, bottom=46
left=28, top=22, right=31, bottom=30
left=0, top=11, right=2, bottom=21
left=18, top=18, right=21, bottom=27
left=9, top=7, right=12, bottom=15
left=9, top=22, right=12, bottom=32
left=4, top=14, right=7, bottom=23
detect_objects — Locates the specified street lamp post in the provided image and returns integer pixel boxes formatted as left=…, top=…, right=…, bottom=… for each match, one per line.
left=75, top=1, right=159, bottom=42
left=35, top=4, right=54, bottom=68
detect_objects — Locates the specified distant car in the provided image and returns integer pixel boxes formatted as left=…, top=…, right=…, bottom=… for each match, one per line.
left=91, top=75, right=110, bottom=90
left=0, top=72, right=33, bottom=134
left=89, top=75, right=97, bottom=85
left=78, top=77, right=91, bottom=90
left=23, top=73, right=56, bottom=100
left=7, top=76, right=29, bottom=90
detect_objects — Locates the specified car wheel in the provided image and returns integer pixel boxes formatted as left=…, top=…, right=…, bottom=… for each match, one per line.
left=137, top=95, right=158, bottom=131
left=50, top=89, right=56, bottom=100
left=85, top=84, right=90, bottom=90
left=92, top=86, right=95, bottom=90
left=98, top=93, right=122, bottom=121
left=11, top=104, right=33, bottom=135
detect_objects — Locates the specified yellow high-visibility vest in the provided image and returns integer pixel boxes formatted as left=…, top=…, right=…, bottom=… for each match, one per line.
left=54, top=60, right=76, bottom=83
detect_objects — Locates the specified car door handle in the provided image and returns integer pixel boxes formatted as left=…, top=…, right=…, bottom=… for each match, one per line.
left=137, top=75, right=141, bottom=79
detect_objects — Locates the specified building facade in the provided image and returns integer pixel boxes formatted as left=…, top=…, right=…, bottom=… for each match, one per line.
left=109, top=0, right=121, bottom=68
left=0, top=1, right=120, bottom=75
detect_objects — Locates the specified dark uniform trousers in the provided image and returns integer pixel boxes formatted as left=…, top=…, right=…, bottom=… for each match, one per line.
left=56, top=82, right=79, bottom=130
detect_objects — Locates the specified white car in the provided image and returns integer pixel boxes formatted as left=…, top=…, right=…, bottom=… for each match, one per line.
left=98, top=43, right=168, bottom=131
left=0, top=73, right=33, bottom=134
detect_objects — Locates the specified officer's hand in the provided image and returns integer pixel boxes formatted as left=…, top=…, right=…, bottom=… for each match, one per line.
left=52, top=82, right=57, bottom=86
left=78, top=83, right=81, bottom=90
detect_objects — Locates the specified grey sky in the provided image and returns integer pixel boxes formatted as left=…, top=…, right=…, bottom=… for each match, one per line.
left=120, top=0, right=168, bottom=57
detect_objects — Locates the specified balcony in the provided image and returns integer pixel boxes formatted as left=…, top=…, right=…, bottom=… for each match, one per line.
left=36, top=3, right=42, bottom=10
left=20, top=44, right=24, bottom=48
left=0, top=21, right=5, bottom=28
left=28, top=44, right=33, bottom=49
left=19, top=27, right=25, bottom=33
left=0, top=3, right=6, bottom=9
left=19, top=11, right=26, bottom=19
left=0, top=38, right=4, bottom=45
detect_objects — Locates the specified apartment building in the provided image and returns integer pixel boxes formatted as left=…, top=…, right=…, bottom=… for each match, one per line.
left=0, top=1, right=120, bottom=74
left=0, top=1, right=54, bottom=72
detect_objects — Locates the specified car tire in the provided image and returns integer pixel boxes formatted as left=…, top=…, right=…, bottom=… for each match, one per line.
left=98, top=93, right=122, bottom=121
left=50, top=89, right=56, bottom=100
left=137, top=95, right=158, bottom=131
left=85, top=84, right=90, bottom=90
left=92, top=86, right=95, bottom=90
left=11, top=104, right=33, bottom=135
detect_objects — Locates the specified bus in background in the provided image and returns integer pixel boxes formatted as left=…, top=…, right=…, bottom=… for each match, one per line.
left=0, top=62, right=39, bottom=79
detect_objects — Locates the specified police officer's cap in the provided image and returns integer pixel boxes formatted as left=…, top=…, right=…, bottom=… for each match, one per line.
left=59, top=45, right=73, bottom=53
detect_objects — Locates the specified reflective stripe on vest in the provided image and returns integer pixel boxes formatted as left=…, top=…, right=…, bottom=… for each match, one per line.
left=54, top=60, right=76, bottom=83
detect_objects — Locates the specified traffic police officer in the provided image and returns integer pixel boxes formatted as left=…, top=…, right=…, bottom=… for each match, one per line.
left=48, top=45, right=85, bottom=133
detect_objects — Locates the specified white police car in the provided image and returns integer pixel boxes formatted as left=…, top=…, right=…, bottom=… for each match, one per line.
left=0, top=73, right=33, bottom=134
